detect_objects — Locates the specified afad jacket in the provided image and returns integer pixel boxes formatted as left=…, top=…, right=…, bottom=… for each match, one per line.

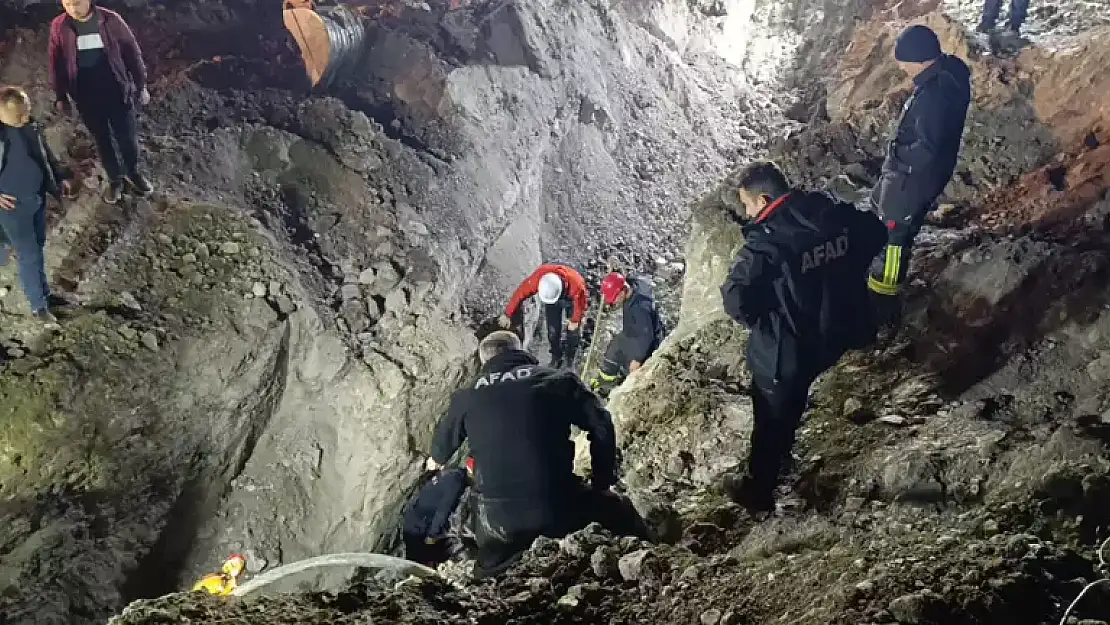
left=721, top=190, right=887, bottom=382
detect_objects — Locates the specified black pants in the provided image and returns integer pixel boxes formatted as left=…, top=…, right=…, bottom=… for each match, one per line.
left=470, top=482, right=648, bottom=578
left=746, top=374, right=815, bottom=499
left=74, top=90, right=141, bottom=182
left=981, top=0, right=1030, bottom=31
left=544, top=297, right=580, bottom=365
left=866, top=173, right=937, bottom=325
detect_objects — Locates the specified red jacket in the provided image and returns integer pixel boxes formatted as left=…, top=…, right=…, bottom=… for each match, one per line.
left=48, top=7, right=147, bottom=106
left=504, top=263, right=590, bottom=324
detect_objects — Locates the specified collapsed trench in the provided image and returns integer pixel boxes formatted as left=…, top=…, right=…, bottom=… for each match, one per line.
left=72, top=11, right=491, bottom=603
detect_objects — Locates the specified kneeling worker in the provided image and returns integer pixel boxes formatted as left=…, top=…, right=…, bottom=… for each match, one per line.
left=427, top=330, right=647, bottom=578
left=499, top=263, right=590, bottom=368
left=402, top=457, right=475, bottom=567
left=720, top=161, right=887, bottom=513
left=591, top=272, right=665, bottom=395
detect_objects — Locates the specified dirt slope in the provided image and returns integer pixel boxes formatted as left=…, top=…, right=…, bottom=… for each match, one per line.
left=109, top=2, right=1110, bottom=625
left=0, top=0, right=802, bottom=623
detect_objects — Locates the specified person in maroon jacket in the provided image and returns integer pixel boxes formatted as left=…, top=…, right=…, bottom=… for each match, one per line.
left=49, top=0, right=152, bottom=204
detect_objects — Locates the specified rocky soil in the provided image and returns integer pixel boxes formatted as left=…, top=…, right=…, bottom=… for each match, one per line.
left=0, top=0, right=801, bottom=623
left=3, top=0, right=1110, bottom=624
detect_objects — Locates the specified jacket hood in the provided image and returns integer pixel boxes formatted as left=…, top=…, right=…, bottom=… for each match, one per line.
left=480, top=349, right=539, bottom=374
left=629, top=276, right=654, bottom=302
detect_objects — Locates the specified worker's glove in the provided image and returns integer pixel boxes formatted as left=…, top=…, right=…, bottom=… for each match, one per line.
left=565, top=320, right=580, bottom=332
left=424, top=456, right=442, bottom=472
left=139, top=87, right=151, bottom=106
left=497, top=314, right=511, bottom=329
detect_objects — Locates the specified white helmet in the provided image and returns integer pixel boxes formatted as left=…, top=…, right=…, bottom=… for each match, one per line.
left=537, top=273, right=564, bottom=304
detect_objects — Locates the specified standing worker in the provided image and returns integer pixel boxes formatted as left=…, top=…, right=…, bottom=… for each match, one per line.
left=590, top=272, right=665, bottom=394
left=499, top=263, right=590, bottom=368
left=49, top=0, right=153, bottom=205
left=978, top=0, right=1030, bottom=34
left=0, top=86, right=77, bottom=326
left=720, top=161, right=887, bottom=513
left=867, top=24, right=971, bottom=331
left=426, top=331, right=647, bottom=578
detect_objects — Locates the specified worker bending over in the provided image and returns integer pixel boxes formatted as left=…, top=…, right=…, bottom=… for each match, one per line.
left=499, top=262, right=589, bottom=368
left=591, top=272, right=665, bottom=395
left=427, top=331, right=647, bottom=578
left=867, top=25, right=971, bottom=330
left=721, top=161, right=886, bottom=513
left=402, top=457, right=475, bottom=567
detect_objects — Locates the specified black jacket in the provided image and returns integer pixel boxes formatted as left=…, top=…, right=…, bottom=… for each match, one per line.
left=430, top=350, right=618, bottom=500
left=401, top=467, right=468, bottom=541
left=882, top=54, right=972, bottom=205
left=620, top=276, right=665, bottom=364
left=721, top=191, right=887, bottom=382
left=0, top=119, right=70, bottom=198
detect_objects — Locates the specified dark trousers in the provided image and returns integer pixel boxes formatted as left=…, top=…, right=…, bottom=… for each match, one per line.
left=0, top=195, right=50, bottom=312
left=403, top=532, right=462, bottom=567
left=866, top=172, right=936, bottom=325
left=981, top=0, right=1030, bottom=30
left=75, top=90, right=140, bottom=181
left=544, top=297, right=580, bottom=365
left=470, top=482, right=648, bottom=578
left=746, top=374, right=815, bottom=498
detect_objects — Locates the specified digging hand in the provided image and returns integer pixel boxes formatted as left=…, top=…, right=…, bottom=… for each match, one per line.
left=565, top=320, right=579, bottom=332
left=0, top=194, right=15, bottom=211
left=139, top=87, right=151, bottom=106
left=497, top=314, right=511, bottom=329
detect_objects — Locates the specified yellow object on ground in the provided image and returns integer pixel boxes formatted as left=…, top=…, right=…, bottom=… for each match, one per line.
left=192, top=573, right=237, bottom=596
left=192, top=554, right=247, bottom=596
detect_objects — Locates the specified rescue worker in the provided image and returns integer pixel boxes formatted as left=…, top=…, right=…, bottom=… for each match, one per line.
left=720, top=161, right=887, bottom=513
left=191, top=554, right=247, bottom=596
left=867, top=25, right=971, bottom=330
left=498, top=263, right=589, bottom=368
left=427, top=330, right=647, bottom=578
left=979, top=0, right=1030, bottom=34
left=402, top=457, right=475, bottom=566
left=0, top=86, right=77, bottom=326
left=590, top=272, right=665, bottom=394
left=49, top=0, right=153, bottom=204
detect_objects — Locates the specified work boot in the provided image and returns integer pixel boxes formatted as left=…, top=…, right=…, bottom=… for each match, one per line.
left=127, top=172, right=154, bottom=197
left=102, top=179, right=125, bottom=204
left=549, top=355, right=563, bottom=369
left=722, top=472, right=775, bottom=515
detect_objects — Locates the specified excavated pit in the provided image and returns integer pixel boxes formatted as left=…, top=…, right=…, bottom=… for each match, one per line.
left=2, top=0, right=1110, bottom=623
left=0, top=0, right=798, bottom=623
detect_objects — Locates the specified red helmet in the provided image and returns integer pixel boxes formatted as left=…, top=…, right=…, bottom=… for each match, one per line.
left=600, top=272, right=628, bottom=305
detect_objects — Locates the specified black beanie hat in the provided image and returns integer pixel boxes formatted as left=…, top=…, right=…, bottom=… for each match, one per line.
left=894, top=25, right=941, bottom=63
